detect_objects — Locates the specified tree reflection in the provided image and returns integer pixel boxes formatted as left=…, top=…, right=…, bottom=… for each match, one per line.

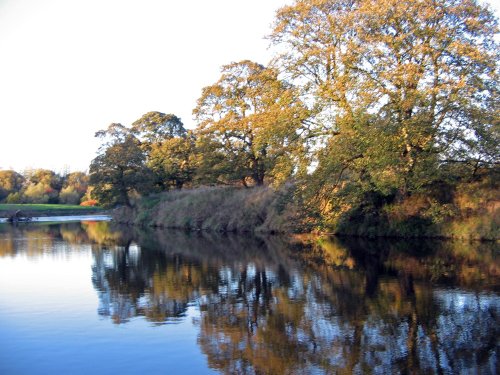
left=0, top=222, right=498, bottom=373
left=87, top=228, right=499, bottom=374
left=0, top=221, right=127, bottom=258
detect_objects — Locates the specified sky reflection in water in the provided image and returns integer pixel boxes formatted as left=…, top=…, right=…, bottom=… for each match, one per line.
left=0, top=221, right=498, bottom=374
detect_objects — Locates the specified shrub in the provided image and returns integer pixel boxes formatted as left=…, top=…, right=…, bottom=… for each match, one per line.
left=80, top=199, right=98, bottom=207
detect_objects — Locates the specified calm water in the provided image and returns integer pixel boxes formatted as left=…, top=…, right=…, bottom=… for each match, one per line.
left=0, top=221, right=498, bottom=374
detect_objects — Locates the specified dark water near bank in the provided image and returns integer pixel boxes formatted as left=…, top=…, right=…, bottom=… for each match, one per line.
left=0, top=221, right=498, bottom=374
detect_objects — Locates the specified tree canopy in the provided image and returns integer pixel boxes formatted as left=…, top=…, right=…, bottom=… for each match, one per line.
left=194, top=60, right=310, bottom=185
left=131, top=111, right=186, bottom=146
left=89, top=131, right=152, bottom=207
left=268, top=0, right=499, bottom=218
left=0, top=170, right=25, bottom=202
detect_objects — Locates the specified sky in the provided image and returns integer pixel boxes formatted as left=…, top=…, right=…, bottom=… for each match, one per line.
left=0, top=0, right=291, bottom=172
left=0, top=0, right=498, bottom=173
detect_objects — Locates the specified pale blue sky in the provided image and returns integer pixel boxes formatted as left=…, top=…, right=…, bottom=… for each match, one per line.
left=0, top=0, right=291, bottom=172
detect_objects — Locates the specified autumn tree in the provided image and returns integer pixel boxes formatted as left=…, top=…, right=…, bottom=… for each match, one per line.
left=148, top=132, right=196, bottom=189
left=194, top=60, right=310, bottom=186
left=0, top=170, right=25, bottom=202
left=131, top=111, right=186, bottom=147
left=23, top=168, right=62, bottom=203
left=270, top=0, right=499, bottom=205
left=89, top=124, right=153, bottom=207
left=130, top=111, right=194, bottom=190
left=60, top=171, right=89, bottom=205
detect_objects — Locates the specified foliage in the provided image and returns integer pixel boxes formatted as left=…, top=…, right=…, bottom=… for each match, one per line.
left=80, top=199, right=98, bottom=207
left=59, top=186, right=81, bottom=205
left=0, top=168, right=91, bottom=205
left=194, top=60, right=310, bottom=186
left=5, top=192, right=23, bottom=204
left=148, top=131, right=196, bottom=190
left=21, top=169, right=62, bottom=203
left=131, top=111, right=186, bottom=146
left=91, top=112, right=192, bottom=202
left=0, top=170, right=25, bottom=201
left=89, top=133, right=153, bottom=207
left=63, top=171, right=89, bottom=194
left=23, top=183, right=50, bottom=204
left=270, top=0, right=499, bottom=211
left=114, top=185, right=307, bottom=233
left=84, top=0, right=498, bottom=238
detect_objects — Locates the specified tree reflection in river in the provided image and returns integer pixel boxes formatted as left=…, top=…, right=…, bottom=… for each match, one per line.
left=0, top=222, right=498, bottom=373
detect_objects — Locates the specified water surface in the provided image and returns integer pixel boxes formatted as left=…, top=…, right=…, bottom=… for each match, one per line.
left=0, top=221, right=498, bottom=374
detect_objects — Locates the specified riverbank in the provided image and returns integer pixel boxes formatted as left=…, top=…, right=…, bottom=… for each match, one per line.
left=112, top=181, right=499, bottom=241
left=0, top=204, right=106, bottom=219
left=113, top=186, right=304, bottom=234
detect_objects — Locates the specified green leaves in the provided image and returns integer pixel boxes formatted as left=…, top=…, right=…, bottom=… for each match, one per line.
left=90, top=135, right=153, bottom=207
left=131, top=111, right=186, bottom=145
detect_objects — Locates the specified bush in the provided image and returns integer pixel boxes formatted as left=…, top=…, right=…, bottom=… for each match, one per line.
left=80, top=199, right=98, bottom=207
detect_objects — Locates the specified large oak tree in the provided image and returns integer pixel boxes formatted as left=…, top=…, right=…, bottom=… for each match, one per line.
left=270, top=0, right=499, bottom=212
left=194, top=60, right=310, bottom=186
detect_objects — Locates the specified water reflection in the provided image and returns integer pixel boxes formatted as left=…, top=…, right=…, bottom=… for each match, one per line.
left=0, top=222, right=498, bottom=374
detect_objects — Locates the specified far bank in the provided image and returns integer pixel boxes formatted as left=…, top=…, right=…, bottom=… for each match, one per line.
left=0, top=204, right=105, bottom=220
left=112, top=180, right=499, bottom=241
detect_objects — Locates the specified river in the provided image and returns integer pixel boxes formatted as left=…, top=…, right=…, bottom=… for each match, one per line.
left=0, top=220, right=498, bottom=374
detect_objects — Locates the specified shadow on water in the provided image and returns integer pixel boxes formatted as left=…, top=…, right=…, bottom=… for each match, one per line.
left=1, top=222, right=499, bottom=374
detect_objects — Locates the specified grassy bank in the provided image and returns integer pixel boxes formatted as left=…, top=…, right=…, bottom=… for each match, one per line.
left=0, top=203, right=105, bottom=218
left=113, top=179, right=499, bottom=240
left=113, top=185, right=306, bottom=234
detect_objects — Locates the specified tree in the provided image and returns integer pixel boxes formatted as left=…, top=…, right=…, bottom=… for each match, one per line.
left=129, top=111, right=194, bottom=190
left=270, top=0, right=499, bottom=200
left=194, top=60, right=310, bottom=186
left=59, top=186, right=81, bottom=205
left=148, top=132, right=196, bottom=189
left=23, top=169, right=62, bottom=203
left=63, top=171, right=89, bottom=195
left=60, top=171, right=89, bottom=204
left=89, top=127, right=153, bottom=207
left=0, top=170, right=25, bottom=202
left=94, top=123, right=132, bottom=148
left=131, top=111, right=186, bottom=146
left=271, top=0, right=499, bottom=182
left=90, top=112, right=190, bottom=201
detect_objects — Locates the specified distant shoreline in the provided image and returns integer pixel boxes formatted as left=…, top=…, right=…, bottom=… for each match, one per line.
left=0, top=214, right=111, bottom=224
left=0, top=204, right=107, bottom=219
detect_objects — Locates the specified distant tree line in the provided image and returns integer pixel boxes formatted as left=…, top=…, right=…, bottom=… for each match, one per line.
left=0, top=169, right=92, bottom=205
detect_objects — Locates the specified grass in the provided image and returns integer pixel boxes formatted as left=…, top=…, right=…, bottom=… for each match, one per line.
left=114, top=185, right=306, bottom=234
left=0, top=203, right=104, bottom=218
left=0, top=204, right=97, bottom=211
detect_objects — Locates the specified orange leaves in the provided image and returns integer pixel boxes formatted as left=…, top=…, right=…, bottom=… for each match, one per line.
left=80, top=199, right=98, bottom=206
